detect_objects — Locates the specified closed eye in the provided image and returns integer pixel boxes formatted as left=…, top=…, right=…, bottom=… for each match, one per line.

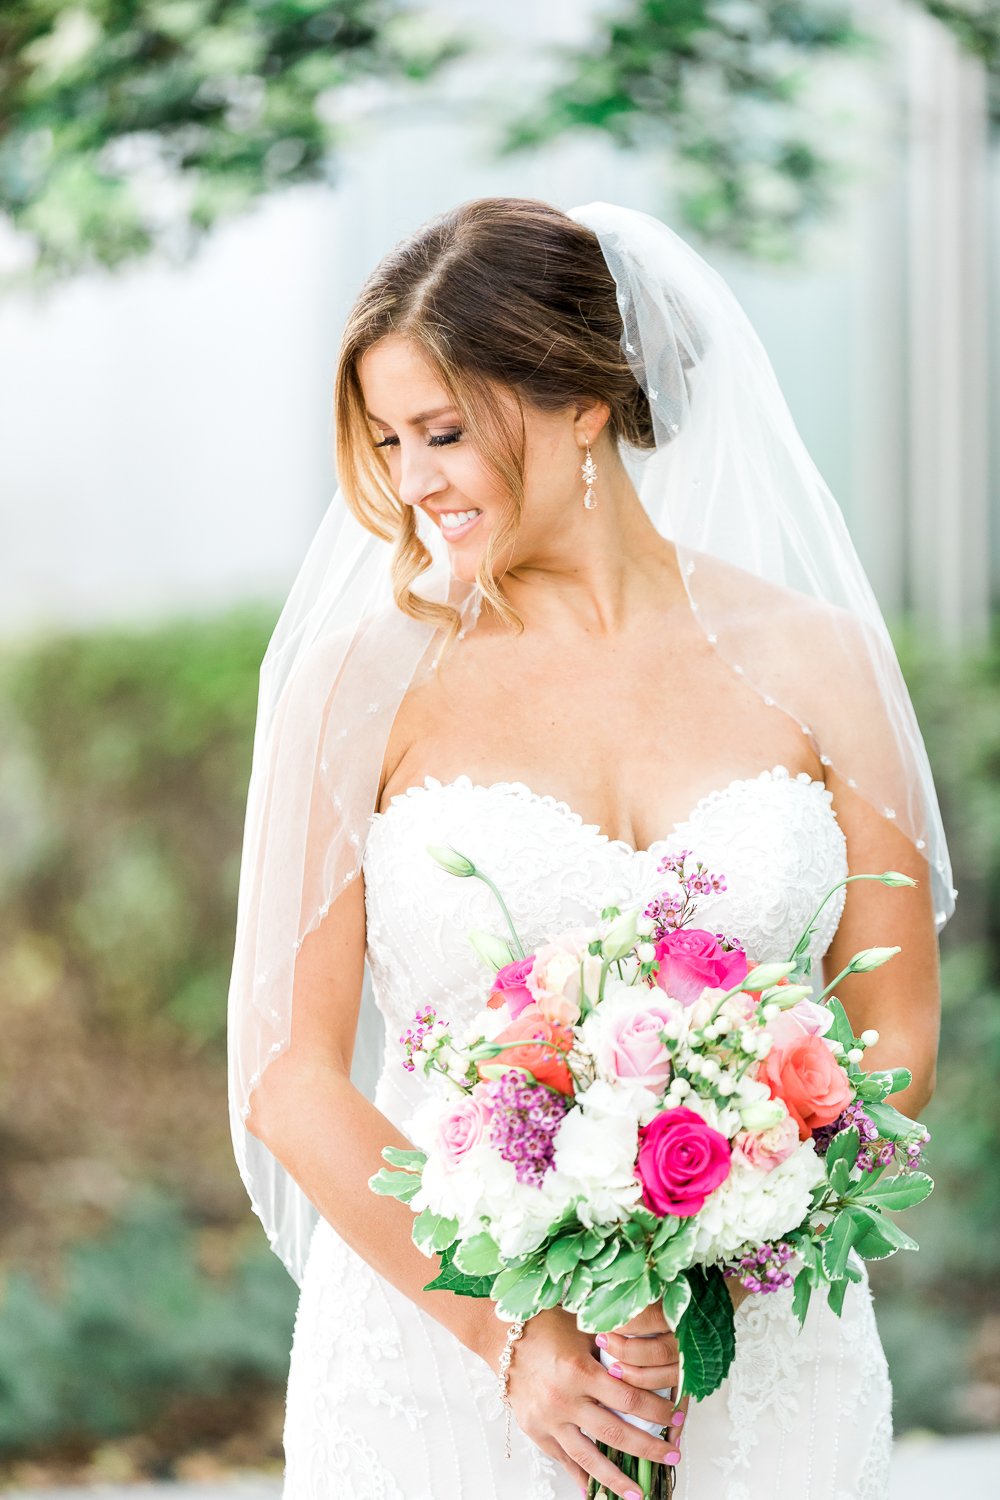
left=374, top=431, right=462, bottom=449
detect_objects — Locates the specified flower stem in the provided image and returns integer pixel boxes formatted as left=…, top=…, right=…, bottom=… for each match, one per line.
left=473, top=872, right=526, bottom=959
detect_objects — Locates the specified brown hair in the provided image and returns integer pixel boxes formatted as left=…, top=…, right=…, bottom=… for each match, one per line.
left=332, top=196, right=655, bottom=658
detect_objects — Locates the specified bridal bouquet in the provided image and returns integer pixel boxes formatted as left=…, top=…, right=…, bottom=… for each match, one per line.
left=369, top=841, right=932, bottom=1500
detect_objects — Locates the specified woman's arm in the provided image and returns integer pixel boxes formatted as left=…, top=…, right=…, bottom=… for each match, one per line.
left=243, top=867, right=509, bottom=1371
left=820, top=765, right=941, bottom=1119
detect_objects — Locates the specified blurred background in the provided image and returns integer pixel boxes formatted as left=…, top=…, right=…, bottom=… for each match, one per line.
left=0, top=0, right=997, bottom=1492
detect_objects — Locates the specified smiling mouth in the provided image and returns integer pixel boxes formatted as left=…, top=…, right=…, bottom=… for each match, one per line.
left=436, top=508, right=483, bottom=540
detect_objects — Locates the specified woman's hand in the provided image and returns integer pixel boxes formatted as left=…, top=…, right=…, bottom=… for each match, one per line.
left=485, top=1305, right=684, bottom=1500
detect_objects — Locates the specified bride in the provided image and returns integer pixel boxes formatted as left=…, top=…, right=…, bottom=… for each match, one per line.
left=227, top=197, right=952, bottom=1499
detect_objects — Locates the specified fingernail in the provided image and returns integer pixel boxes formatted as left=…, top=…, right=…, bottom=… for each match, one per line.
left=665, top=1449, right=681, bottom=1464
left=595, top=1333, right=609, bottom=1348
left=625, top=1490, right=642, bottom=1499
left=672, top=1409, right=685, bottom=1426
left=608, top=1360, right=623, bottom=1378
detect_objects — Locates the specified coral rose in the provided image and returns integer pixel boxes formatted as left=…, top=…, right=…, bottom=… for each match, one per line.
left=478, top=1004, right=575, bottom=1096
left=653, top=928, right=748, bottom=1007
left=759, top=1032, right=853, bottom=1141
left=636, top=1105, right=732, bottom=1217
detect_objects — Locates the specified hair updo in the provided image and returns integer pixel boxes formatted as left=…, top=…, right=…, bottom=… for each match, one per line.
left=333, top=195, right=656, bottom=649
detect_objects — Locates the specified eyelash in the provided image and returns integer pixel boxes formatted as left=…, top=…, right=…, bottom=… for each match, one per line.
left=373, top=430, right=463, bottom=449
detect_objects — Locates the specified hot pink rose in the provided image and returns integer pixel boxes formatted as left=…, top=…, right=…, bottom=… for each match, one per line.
left=732, top=1111, right=800, bottom=1173
left=653, top=929, right=748, bottom=1007
left=600, top=1005, right=675, bottom=1092
left=437, top=1088, right=493, bottom=1170
left=759, top=1032, right=853, bottom=1142
left=636, top=1106, right=732, bottom=1217
left=486, top=956, right=536, bottom=1020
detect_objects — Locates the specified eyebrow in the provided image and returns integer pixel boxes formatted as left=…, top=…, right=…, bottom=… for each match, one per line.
left=365, top=406, right=457, bottom=426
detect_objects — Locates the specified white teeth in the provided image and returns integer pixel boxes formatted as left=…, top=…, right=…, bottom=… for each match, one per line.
left=440, top=509, right=482, bottom=529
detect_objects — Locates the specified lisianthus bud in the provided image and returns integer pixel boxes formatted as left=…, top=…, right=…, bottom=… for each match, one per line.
left=880, top=871, right=917, bottom=887
left=739, top=1098, right=787, bottom=1132
left=602, top=908, right=639, bottom=961
left=848, top=946, right=901, bottom=973
left=743, top=961, right=797, bottom=990
left=763, top=983, right=814, bottom=1009
left=427, top=843, right=476, bottom=877
left=468, top=929, right=516, bottom=971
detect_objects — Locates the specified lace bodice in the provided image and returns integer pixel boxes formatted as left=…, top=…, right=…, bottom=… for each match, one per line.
left=362, top=762, right=848, bottom=1133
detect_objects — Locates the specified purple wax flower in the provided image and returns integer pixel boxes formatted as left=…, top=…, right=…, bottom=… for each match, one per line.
left=486, top=1068, right=571, bottom=1186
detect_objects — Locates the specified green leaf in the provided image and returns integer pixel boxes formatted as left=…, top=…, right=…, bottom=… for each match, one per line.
left=652, top=1221, right=698, bottom=1282
left=828, top=1157, right=851, bottom=1197
left=826, top=1275, right=849, bottom=1317
left=491, top=1262, right=550, bottom=1319
left=879, top=1066, right=912, bottom=1096
left=545, top=1233, right=585, bottom=1281
left=864, top=1100, right=921, bottom=1142
left=854, top=1172, right=934, bottom=1211
left=792, top=1269, right=813, bottom=1326
left=368, top=1168, right=422, bottom=1203
left=453, top=1232, right=503, bottom=1276
left=820, top=1212, right=860, bottom=1281
left=660, top=1276, right=692, bottom=1331
left=413, top=1209, right=459, bottom=1256
left=825, top=996, right=855, bottom=1050
left=845, top=1203, right=918, bottom=1253
left=563, top=1259, right=595, bottom=1310
left=675, top=1266, right=737, bottom=1400
left=588, top=1237, right=622, bottom=1272
left=380, top=1145, right=427, bottom=1170
left=599, top=1247, right=647, bottom=1288
left=423, top=1242, right=496, bottom=1298
left=579, top=1269, right=656, bottom=1333
left=825, top=1126, right=860, bottom=1177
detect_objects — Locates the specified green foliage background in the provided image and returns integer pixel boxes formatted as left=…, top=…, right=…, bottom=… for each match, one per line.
left=0, top=604, right=996, bottom=1475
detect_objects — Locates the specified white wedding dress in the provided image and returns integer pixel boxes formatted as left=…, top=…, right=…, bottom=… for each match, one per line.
left=281, top=764, right=894, bottom=1499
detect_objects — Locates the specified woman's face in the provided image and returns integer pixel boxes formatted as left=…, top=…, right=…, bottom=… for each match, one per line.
left=358, top=334, right=595, bottom=585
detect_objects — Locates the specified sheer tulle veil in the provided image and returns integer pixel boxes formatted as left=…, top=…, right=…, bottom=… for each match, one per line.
left=226, top=199, right=956, bottom=1283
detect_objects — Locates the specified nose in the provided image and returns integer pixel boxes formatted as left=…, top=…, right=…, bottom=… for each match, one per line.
left=395, top=440, right=447, bottom=510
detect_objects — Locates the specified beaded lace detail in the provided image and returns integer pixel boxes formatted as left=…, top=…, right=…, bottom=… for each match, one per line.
left=281, top=762, right=892, bottom=1498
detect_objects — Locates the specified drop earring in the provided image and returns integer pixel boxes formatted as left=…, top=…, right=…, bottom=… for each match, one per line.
left=582, top=441, right=597, bottom=508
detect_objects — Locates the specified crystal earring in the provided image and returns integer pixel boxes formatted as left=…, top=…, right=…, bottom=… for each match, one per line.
left=582, top=441, right=597, bottom=508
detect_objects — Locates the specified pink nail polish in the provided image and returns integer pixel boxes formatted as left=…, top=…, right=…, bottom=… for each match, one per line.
left=608, top=1361, right=623, bottom=1379
left=595, top=1333, right=609, bottom=1348
left=625, top=1490, right=642, bottom=1500
left=672, top=1409, right=686, bottom=1426
left=665, top=1449, right=681, bottom=1464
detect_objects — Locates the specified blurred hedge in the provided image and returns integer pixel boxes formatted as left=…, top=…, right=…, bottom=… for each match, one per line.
left=0, top=604, right=996, bottom=1473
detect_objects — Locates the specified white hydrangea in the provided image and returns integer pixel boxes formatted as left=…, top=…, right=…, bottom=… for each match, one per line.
left=689, top=1138, right=826, bottom=1264
left=551, top=1082, right=645, bottom=1229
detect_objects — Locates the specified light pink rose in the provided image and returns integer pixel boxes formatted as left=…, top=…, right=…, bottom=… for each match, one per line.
left=653, top=929, right=748, bottom=1007
left=765, top=999, right=835, bottom=1049
left=732, top=1111, right=800, bottom=1173
left=437, top=1089, right=493, bottom=1170
left=600, top=1005, right=675, bottom=1092
left=526, top=927, right=602, bottom=1024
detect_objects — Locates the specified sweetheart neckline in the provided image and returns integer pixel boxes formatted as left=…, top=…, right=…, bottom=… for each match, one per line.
left=369, top=762, right=840, bottom=861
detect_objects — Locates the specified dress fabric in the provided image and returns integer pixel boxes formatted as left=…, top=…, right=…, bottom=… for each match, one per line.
left=281, top=764, right=894, bottom=1500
